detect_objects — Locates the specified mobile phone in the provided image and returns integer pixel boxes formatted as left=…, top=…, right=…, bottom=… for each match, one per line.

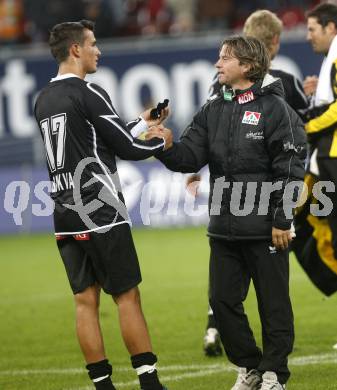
left=150, top=99, right=169, bottom=119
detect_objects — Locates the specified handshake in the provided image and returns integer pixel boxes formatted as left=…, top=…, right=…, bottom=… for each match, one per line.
left=146, top=125, right=173, bottom=150
left=140, top=100, right=173, bottom=150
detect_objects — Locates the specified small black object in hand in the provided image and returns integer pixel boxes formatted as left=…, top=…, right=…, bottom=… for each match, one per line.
left=150, top=99, right=169, bottom=119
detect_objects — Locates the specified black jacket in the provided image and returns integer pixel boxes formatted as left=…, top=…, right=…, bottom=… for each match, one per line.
left=157, top=75, right=307, bottom=240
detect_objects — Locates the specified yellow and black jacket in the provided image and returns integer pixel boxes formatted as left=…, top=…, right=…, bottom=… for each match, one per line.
left=305, top=60, right=337, bottom=158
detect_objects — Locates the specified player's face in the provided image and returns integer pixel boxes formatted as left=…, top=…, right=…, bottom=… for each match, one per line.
left=215, top=45, right=249, bottom=87
left=80, top=29, right=101, bottom=74
left=307, top=17, right=334, bottom=54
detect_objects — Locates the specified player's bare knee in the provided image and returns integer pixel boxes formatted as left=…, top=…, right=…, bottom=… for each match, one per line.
left=74, top=285, right=100, bottom=310
left=113, top=286, right=141, bottom=306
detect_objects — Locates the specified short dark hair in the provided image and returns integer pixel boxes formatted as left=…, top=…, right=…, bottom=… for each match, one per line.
left=306, top=3, right=337, bottom=28
left=221, top=36, right=270, bottom=82
left=49, top=20, right=95, bottom=64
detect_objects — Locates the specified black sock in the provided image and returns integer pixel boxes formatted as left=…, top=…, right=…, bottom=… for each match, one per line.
left=86, top=359, right=115, bottom=390
left=131, top=352, right=163, bottom=390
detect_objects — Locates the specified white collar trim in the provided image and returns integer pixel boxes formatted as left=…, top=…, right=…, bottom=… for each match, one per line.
left=261, top=73, right=278, bottom=88
left=50, top=73, right=80, bottom=82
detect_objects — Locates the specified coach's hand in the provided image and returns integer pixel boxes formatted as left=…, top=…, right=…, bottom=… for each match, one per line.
left=140, top=106, right=170, bottom=127
left=146, top=127, right=173, bottom=150
left=272, top=227, right=293, bottom=250
left=186, top=174, right=201, bottom=197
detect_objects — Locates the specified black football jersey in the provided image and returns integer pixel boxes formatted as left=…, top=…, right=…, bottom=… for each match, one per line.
left=34, top=74, right=165, bottom=235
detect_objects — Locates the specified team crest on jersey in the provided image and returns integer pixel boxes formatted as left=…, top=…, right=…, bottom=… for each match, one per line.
left=237, top=91, right=254, bottom=104
left=242, top=111, right=261, bottom=125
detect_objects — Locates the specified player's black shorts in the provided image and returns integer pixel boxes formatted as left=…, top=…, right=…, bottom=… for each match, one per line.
left=56, top=223, right=141, bottom=295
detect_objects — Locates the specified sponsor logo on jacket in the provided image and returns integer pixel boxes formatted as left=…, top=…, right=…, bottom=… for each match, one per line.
left=246, top=130, right=264, bottom=140
left=237, top=91, right=254, bottom=104
left=242, top=111, right=261, bottom=125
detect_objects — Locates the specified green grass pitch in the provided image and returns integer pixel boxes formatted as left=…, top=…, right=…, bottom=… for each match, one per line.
left=1, top=227, right=337, bottom=390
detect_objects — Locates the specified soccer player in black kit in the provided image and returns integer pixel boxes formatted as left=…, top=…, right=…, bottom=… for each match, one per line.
left=34, top=20, right=170, bottom=390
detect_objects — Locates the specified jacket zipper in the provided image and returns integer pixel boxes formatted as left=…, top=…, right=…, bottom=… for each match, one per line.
left=227, top=101, right=237, bottom=238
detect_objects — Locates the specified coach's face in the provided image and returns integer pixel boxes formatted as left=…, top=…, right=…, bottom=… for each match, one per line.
left=215, top=44, right=250, bottom=87
left=80, top=29, right=101, bottom=74
left=307, top=17, right=337, bottom=55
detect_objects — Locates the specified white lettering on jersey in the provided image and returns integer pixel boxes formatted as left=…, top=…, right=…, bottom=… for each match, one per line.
left=51, top=172, right=74, bottom=192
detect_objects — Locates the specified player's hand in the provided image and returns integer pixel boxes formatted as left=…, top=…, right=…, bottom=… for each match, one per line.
left=186, top=174, right=201, bottom=197
left=303, top=75, right=318, bottom=96
left=146, top=127, right=173, bottom=150
left=140, top=106, right=170, bottom=127
left=272, top=227, right=293, bottom=250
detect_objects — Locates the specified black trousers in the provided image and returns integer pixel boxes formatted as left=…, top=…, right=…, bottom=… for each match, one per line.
left=209, top=239, right=294, bottom=384
left=317, top=158, right=337, bottom=258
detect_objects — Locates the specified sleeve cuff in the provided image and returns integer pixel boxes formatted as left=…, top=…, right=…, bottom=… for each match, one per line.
left=272, top=220, right=292, bottom=230
left=130, top=117, right=148, bottom=138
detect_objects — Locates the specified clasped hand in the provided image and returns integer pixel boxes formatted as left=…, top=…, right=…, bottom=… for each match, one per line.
left=145, top=125, right=173, bottom=150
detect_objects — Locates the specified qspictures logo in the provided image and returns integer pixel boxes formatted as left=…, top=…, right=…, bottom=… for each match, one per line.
left=62, top=157, right=130, bottom=233
left=2, top=163, right=336, bottom=230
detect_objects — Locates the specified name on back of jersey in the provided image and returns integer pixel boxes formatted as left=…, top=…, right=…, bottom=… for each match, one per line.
left=51, top=172, right=74, bottom=192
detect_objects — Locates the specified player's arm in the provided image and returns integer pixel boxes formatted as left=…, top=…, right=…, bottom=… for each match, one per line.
left=305, top=62, right=337, bottom=134
left=84, top=83, right=166, bottom=160
left=305, top=101, right=337, bottom=134
left=264, top=98, right=307, bottom=232
left=289, top=74, right=309, bottom=111
left=153, top=106, right=209, bottom=173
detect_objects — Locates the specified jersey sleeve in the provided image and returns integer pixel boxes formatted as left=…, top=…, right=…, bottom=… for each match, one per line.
left=207, top=74, right=222, bottom=100
left=305, top=61, right=337, bottom=135
left=126, top=117, right=148, bottom=137
left=84, top=82, right=165, bottom=160
left=288, top=74, right=309, bottom=112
